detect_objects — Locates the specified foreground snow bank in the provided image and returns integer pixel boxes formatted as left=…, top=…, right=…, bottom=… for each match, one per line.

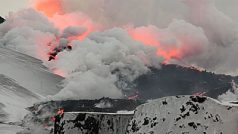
left=127, top=96, right=238, bottom=134
left=55, top=112, right=133, bottom=134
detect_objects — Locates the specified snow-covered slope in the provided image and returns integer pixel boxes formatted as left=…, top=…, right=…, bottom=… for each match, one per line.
left=0, top=47, right=63, bottom=122
left=127, top=96, right=238, bottom=134
left=0, top=74, right=40, bottom=122
left=0, top=124, right=24, bottom=134
left=0, top=47, right=63, bottom=96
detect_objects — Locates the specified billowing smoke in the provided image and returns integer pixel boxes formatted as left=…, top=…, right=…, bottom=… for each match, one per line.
left=57, top=0, right=238, bottom=75
left=0, top=9, right=57, bottom=60
left=183, top=0, right=238, bottom=75
left=51, top=28, right=161, bottom=99
left=0, top=0, right=238, bottom=100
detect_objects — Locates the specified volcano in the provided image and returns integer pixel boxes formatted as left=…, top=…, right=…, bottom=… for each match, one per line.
left=135, top=64, right=236, bottom=100
left=21, top=63, right=237, bottom=133
left=1, top=0, right=238, bottom=133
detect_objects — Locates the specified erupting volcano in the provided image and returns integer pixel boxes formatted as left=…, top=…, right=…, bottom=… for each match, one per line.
left=1, top=0, right=238, bottom=133
left=33, top=0, right=205, bottom=63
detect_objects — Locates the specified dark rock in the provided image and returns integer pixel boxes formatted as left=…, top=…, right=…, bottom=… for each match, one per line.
left=0, top=16, right=5, bottom=24
left=135, top=64, right=235, bottom=100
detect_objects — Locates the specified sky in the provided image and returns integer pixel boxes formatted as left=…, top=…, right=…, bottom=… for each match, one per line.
left=0, top=0, right=29, bottom=16
left=0, top=0, right=238, bottom=23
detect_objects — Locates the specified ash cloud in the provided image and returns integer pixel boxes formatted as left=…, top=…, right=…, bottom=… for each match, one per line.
left=1, top=0, right=238, bottom=100
left=59, top=0, right=238, bottom=75
left=52, top=28, right=161, bottom=100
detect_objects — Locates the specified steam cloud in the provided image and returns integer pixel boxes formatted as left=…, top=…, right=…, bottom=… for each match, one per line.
left=0, top=0, right=238, bottom=100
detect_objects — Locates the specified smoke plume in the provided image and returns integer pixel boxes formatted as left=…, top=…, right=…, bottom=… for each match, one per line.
left=1, top=0, right=238, bottom=99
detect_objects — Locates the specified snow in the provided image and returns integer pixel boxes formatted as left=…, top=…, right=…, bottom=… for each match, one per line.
left=55, top=112, right=133, bottom=134
left=0, top=47, right=63, bottom=123
left=0, top=124, right=24, bottom=134
left=0, top=75, right=39, bottom=122
left=0, top=47, right=63, bottom=96
left=127, top=95, right=238, bottom=134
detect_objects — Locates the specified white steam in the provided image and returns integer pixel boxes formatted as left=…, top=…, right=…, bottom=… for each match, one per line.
left=1, top=0, right=238, bottom=100
left=218, top=81, right=238, bottom=102
left=0, top=9, right=57, bottom=60
left=59, top=0, right=238, bottom=75
left=52, top=28, right=161, bottom=100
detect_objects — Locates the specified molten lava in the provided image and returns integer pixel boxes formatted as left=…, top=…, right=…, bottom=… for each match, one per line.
left=57, top=108, right=64, bottom=115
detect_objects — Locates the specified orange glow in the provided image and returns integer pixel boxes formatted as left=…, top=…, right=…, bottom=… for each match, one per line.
left=127, top=26, right=160, bottom=46
left=32, top=0, right=63, bottom=17
left=156, top=47, right=182, bottom=62
left=52, top=68, right=66, bottom=77
left=192, top=92, right=206, bottom=96
left=50, top=13, right=97, bottom=40
left=32, top=0, right=98, bottom=40
left=51, top=117, right=56, bottom=122
left=31, top=0, right=99, bottom=76
left=127, top=27, right=183, bottom=62
left=33, top=34, right=56, bottom=61
left=57, top=108, right=64, bottom=115
left=128, top=94, right=139, bottom=100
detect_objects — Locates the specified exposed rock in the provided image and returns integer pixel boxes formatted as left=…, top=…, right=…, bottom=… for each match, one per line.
left=55, top=112, right=133, bottom=134
left=127, top=96, right=238, bottom=134
left=135, top=64, right=236, bottom=100
left=0, top=16, right=4, bottom=24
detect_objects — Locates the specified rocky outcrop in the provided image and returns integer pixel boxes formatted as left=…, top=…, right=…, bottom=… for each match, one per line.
left=24, top=98, right=143, bottom=133
left=0, top=16, right=5, bottom=24
left=55, top=112, right=133, bottom=134
left=134, top=64, right=235, bottom=100
left=127, top=96, right=238, bottom=134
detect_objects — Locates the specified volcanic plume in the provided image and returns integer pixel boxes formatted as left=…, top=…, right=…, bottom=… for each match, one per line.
left=0, top=0, right=238, bottom=100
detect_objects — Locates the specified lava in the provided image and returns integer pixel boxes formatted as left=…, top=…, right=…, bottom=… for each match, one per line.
left=57, top=108, right=64, bottom=115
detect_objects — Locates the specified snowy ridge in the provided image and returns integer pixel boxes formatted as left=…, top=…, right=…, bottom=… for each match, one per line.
left=0, top=74, right=40, bottom=122
left=0, top=47, right=63, bottom=123
left=0, top=47, right=63, bottom=96
left=127, top=96, right=238, bottom=134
